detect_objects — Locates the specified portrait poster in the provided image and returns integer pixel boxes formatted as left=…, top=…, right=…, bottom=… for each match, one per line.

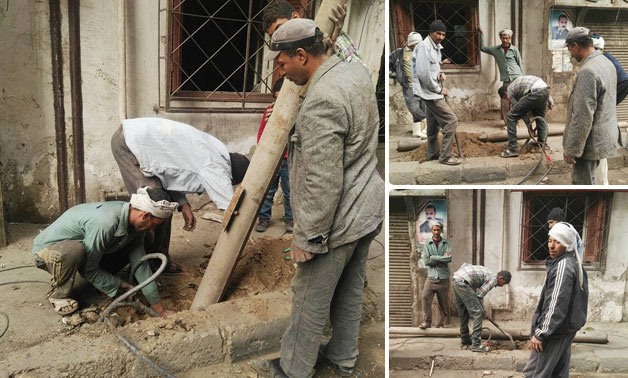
left=416, top=199, right=447, bottom=245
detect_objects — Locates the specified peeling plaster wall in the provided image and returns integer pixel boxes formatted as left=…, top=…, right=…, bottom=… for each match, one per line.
left=0, top=1, right=384, bottom=222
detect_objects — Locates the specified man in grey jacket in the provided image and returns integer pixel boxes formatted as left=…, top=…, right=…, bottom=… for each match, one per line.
left=523, top=222, right=588, bottom=377
left=260, top=18, right=384, bottom=378
left=563, top=27, right=620, bottom=184
left=413, top=19, right=461, bottom=165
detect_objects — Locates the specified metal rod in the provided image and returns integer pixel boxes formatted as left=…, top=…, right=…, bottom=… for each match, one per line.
left=69, top=0, right=86, bottom=204
left=49, top=0, right=69, bottom=212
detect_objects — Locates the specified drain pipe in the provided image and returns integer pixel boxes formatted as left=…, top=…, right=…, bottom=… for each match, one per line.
left=69, top=0, right=86, bottom=204
left=191, top=0, right=346, bottom=310
left=49, top=0, right=69, bottom=212
left=118, top=0, right=127, bottom=120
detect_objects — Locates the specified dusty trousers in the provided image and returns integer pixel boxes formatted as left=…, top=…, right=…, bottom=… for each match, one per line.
left=421, top=278, right=449, bottom=327
left=423, top=98, right=458, bottom=162
left=453, top=279, right=484, bottom=346
left=523, top=332, right=576, bottom=378
left=279, top=226, right=381, bottom=378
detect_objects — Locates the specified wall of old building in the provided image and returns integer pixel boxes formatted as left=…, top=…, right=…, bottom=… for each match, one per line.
left=0, top=1, right=384, bottom=223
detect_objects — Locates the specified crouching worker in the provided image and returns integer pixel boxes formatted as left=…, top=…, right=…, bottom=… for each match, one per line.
left=452, top=264, right=511, bottom=352
left=32, top=187, right=177, bottom=316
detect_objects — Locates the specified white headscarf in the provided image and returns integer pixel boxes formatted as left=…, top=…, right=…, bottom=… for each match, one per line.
left=548, top=222, right=584, bottom=290
left=407, top=32, right=422, bottom=47
left=130, top=187, right=177, bottom=219
left=499, top=29, right=513, bottom=37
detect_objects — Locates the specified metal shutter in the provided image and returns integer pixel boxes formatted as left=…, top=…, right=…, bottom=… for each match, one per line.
left=389, top=211, right=413, bottom=327
left=583, top=9, right=628, bottom=122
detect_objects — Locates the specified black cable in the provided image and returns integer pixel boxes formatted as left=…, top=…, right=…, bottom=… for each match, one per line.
left=0, top=312, right=9, bottom=339
left=368, top=238, right=385, bottom=260
left=0, top=265, right=38, bottom=273
left=0, top=280, right=49, bottom=287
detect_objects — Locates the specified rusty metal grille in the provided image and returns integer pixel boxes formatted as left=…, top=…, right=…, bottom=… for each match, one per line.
left=521, top=192, right=611, bottom=266
left=408, top=0, right=479, bottom=67
left=165, top=0, right=314, bottom=111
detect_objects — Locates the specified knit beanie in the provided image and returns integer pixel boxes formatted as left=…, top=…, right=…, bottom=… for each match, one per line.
left=429, top=20, right=447, bottom=34
left=547, top=207, right=566, bottom=223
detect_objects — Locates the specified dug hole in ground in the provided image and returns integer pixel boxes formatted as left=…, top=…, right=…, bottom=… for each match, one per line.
left=0, top=196, right=385, bottom=377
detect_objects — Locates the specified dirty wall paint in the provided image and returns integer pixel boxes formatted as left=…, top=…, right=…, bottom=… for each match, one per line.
left=0, top=0, right=384, bottom=222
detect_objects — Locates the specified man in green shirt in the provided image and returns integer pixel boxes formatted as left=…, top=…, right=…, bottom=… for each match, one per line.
left=479, top=27, right=523, bottom=125
left=419, top=220, right=452, bottom=329
left=32, top=187, right=177, bottom=316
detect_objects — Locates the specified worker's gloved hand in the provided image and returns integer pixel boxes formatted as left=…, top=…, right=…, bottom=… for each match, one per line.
left=181, top=203, right=196, bottom=231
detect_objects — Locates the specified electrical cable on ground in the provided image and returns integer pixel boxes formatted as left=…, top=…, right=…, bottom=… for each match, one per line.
left=368, top=238, right=385, bottom=260
left=0, top=312, right=9, bottom=339
left=389, top=337, right=446, bottom=352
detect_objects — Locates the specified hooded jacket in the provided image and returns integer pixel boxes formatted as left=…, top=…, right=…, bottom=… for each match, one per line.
left=530, top=252, right=588, bottom=341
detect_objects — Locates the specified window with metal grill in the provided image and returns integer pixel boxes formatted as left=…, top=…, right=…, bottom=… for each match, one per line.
left=165, top=0, right=314, bottom=111
left=389, top=0, right=479, bottom=68
left=520, top=191, right=611, bottom=267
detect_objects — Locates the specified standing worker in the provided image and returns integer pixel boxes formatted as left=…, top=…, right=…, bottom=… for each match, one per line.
left=563, top=27, right=620, bottom=185
left=390, top=31, right=427, bottom=138
left=414, top=19, right=462, bottom=166
left=478, top=27, right=523, bottom=125
left=452, top=263, right=511, bottom=352
left=419, top=220, right=452, bottom=329
left=256, top=18, right=384, bottom=378
left=255, top=78, right=293, bottom=233
left=523, top=222, right=588, bottom=377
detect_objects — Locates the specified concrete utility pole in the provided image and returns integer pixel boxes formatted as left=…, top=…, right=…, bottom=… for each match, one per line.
left=191, top=0, right=347, bottom=310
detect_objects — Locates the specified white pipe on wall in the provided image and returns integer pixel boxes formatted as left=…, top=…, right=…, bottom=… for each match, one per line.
left=118, top=0, right=127, bottom=121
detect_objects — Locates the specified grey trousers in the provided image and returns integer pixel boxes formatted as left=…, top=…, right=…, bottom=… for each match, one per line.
left=453, top=280, right=484, bottom=346
left=523, top=333, right=576, bottom=378
left=423, top=98, right=458, bottom=162
left=506, top=88, right=549, bottom=151
left=279, top=226, right=381, bottom=378
left=572, top=158, right=599, bottom=185
left=111, top=126, right=172, bottom=255
left=402, top=85, right=425, bottom=122
left=421, top=278, right=449, bottom=326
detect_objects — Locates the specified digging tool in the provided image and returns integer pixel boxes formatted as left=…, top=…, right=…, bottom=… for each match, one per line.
left=487, top=318, right=516, bottom=348
left=438, top=78, right=464, bottom=159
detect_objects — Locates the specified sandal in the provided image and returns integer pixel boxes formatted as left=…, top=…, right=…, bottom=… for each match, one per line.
left=439, top=157, right=461, bottom=166
left=163, top=261, right=185, bottom=274
left=49, top=297, right=79, bottom=316
left=500, top=149, right=520, bottom=158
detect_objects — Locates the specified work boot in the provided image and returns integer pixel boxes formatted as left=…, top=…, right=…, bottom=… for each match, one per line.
left=471, top=344, right=488, bottom=353
left=461, top=336, right=472, bottom=346
left=255, top=219, right=270, bottom=232
left=319, top=353, right=354, bottom=377
left=412, top=121, right=427, bottom=139
left=285, top=219, right=293, bottom=233
left=418, top=322, right=431, bottom=329
left=249, top=358, right=289, bottom=378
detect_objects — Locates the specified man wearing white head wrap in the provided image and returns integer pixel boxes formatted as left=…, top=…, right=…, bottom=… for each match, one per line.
left=418, top=220, right=452, bottom=330
left=523, top=222, right=588, bottom=378
left=31, top=187, right=177, bottom=317
left=478, top=24, right=523, bottom=125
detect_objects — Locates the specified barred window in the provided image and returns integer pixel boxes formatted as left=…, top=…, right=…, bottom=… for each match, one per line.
left=520, top=192, right=611, bottom=267
left=390, top=0, right=479, bottom=68
left=164, top=0, right=314, bottom=111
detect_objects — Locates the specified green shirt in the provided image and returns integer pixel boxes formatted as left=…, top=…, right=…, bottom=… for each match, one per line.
left=33, top=202, right=160, bottom=304
left=479, top=33, right=523, bottom=82
left=402, top=47, right=414, bottom=86
left=422, top=237, right=452, bottom=279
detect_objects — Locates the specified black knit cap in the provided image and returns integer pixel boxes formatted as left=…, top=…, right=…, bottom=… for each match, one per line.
left=429, top=20, right=447, bottom=33
left=547, top=207, right=566, bottom=222
left=229, top=153, right=250, bottom=185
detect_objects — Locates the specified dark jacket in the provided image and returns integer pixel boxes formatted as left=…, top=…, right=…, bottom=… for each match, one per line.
left=389, top=47, right=410, bottom=88
left=531, top=252, right=588, bottom=341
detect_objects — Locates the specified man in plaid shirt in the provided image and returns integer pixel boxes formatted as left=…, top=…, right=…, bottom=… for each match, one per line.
left=498, top=75, right=554, bottom=158
left=453, top=263, right=512, bottom=351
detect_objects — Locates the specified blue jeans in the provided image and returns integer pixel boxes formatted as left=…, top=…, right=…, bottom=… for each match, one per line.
left=258, top=159, right=292, bottom=221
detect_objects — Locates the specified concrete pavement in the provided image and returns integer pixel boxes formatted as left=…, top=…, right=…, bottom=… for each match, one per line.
left=390, top=319, right=628, bottom=376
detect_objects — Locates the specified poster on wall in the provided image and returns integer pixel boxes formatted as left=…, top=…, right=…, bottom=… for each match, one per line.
left=548, top=9, right=575, bottom=72
left=416, top=199, right=447, bottom=245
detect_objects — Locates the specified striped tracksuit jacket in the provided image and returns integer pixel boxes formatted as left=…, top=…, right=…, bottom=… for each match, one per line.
left=530, top=252, right=588, bottom=342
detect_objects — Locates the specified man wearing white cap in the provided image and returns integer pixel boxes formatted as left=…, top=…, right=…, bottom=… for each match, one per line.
left=563, top=27, right=620, bottom=184
left=260, top=18, right=384, bottom=378
left=524, top=222, right=588, bottom=378
left=32, top=187, right=177, bottom=317
left=478, top=26, right=523, bottom=125
left=390, top=31, right=427, bottom=138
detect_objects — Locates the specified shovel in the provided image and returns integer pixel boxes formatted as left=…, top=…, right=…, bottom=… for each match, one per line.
left=487, top=318, right=516, bottom=349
